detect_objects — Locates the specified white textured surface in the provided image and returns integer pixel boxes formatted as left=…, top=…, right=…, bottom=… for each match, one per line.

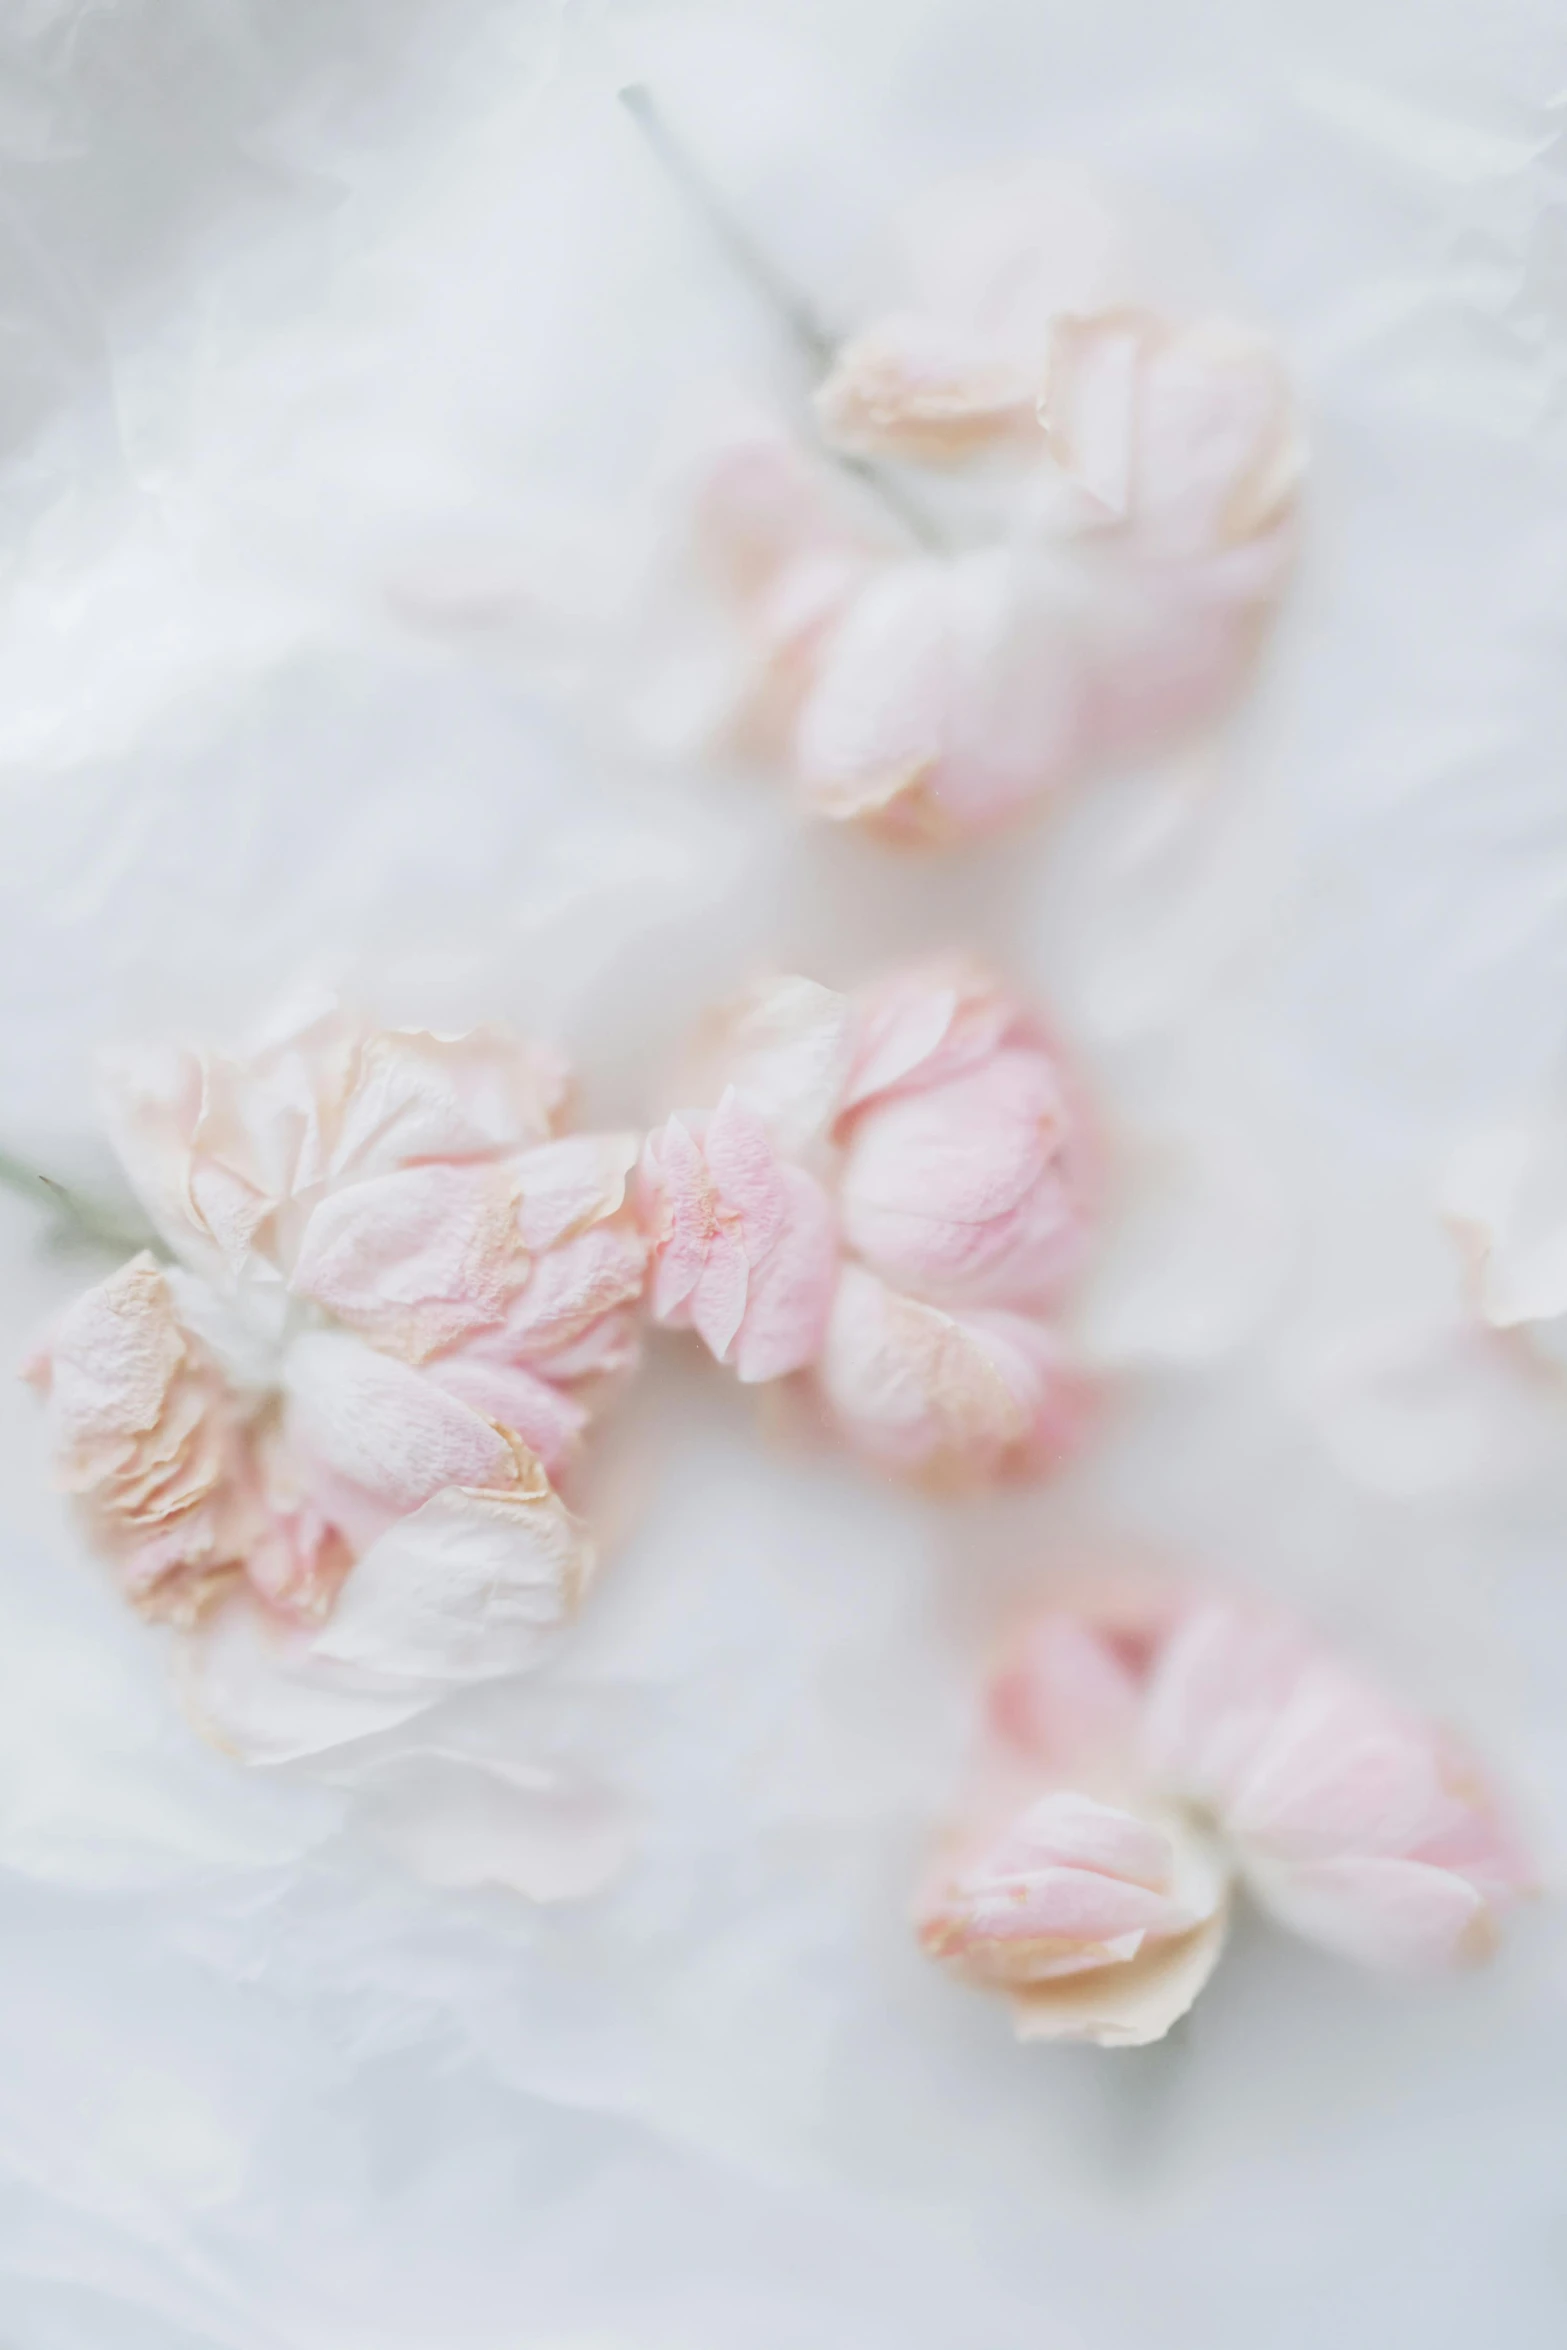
left=1, top=2, right=1566, bottom=2344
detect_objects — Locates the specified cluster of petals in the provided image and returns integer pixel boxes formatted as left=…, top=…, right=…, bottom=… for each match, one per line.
left=918, top=1589, right=1534, bottom=2045
left=638, top=959, right=1096, bottom=1485
left=685, top=165, right=1304, bottom=844
left=28, top=999, right=648, bottom=1680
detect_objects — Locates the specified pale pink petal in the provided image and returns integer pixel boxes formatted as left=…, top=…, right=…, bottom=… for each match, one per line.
left=988, top=1614, right=1146, bottom=1773
left=482, top=1223, right=648, bottom=1374
left=1222, top=1668, right=1462, bottom=1863
left=1141, top=1599, right=1316, bottom=1812
left=840, top=960, right=1026, bottom=1116
left=838, top=1046, right=1093, bottom=1307
left=682, top=973, right=858, bottom=1155
left=639, top=1111, right=750, bottom=1346
left=818, top=1265, right=1091, bottom=1485
left=795, top=553, right=1087, bottom=843
left=419, top=1353, right=588, bottom=1482
left=289, top=1160, right=527, bottom=1361
left=280, top=1330, right=522, bottom=1517
left=1245, top=1854, right=1488, bottom=1971
left=640, top=1094, right=837, bottom=1382
left=980, top=1789, right=1176, bottom=1893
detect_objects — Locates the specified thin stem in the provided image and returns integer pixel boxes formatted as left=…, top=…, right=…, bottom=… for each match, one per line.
left=0, top=1147, right=160, bottom=1259
left=619, top=83, right=942, bottom=554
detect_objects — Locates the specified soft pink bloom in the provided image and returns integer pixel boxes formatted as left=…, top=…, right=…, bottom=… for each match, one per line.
left=920, top=1592, right=1535, bottom=2044
left=918, top=1788, right=1227, bottom=2052
left=643, top=962, right=1096, bottom=1487
left=638, top=1090, right=838, bottom=1382
left=671, top=172, right=1303, bottom=845
left=30, top=1002, right=647, bottom=1635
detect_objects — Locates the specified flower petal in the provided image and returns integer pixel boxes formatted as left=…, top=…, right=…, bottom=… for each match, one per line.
left=310, top=1475, right=589, bottom=1684
left=289, top=1160, right=527, bottom=1360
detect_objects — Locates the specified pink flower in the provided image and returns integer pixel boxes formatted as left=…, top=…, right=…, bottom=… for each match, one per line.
left=641, top=961, right=1096, bottom=1487
left=920, top=1594, right=1535, bottom=2044
left=665, top=171, right=1303, bottom=845
left=918, top=1787, right=1229, bottom=2048
left=29, top=1002, right=647, bottom=1636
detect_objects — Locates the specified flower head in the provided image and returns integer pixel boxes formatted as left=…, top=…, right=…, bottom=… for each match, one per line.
left=29, top=1002, right=648, bottom=1638
left=664, top=168, right=1303, bottom=845
left=639, top=960, right=1096, bottom=1487
left=920, top=1592, right=1534, bottom=2043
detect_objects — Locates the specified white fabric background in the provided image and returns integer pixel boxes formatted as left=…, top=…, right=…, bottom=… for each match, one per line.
left=0, top=2, right=1565, bottom=2343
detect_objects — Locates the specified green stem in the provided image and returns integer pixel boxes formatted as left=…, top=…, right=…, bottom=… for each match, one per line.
left=0, top=1147, right=160, bottom=1259
left=619, top=83, right=943, bottom=554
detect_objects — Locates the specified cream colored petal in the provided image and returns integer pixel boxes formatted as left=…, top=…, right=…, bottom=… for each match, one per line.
left=330, top=1022, right=570, bottom=1180
left=1008, top=1904, right=1229, bottom=2047
left=177, top=1589, right=436, bottom=1765
left=309, top=1476, right=590, bottom=1685
left=511, top=1132, right=639, bottom=1251
left=682, top=973, right=857, bottom=1155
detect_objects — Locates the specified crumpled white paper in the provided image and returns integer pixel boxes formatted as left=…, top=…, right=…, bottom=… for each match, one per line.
left=1, top=2, right=1565, bottom=2347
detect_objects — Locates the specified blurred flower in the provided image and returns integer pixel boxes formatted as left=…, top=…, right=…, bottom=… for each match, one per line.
left=29, top=1000, right=647, bottom=1634
left=657, top=168, right=1302, bottom=844
left=1444, top=1113, right=1567, bottom=1372
left=640, top=959, right=1096, bottom=1486
left=920, top=1593, right=1534, bottom=2044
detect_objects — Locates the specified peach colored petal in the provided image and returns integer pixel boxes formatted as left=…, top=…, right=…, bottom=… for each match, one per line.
left=814, top=312, right=1039, bottom=462
left=32, top=1254, right=259, bottom=1620
left=1008, top=1906, right=1229, bottom=2047
left=328, top=1021, right=569, bottom=1182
